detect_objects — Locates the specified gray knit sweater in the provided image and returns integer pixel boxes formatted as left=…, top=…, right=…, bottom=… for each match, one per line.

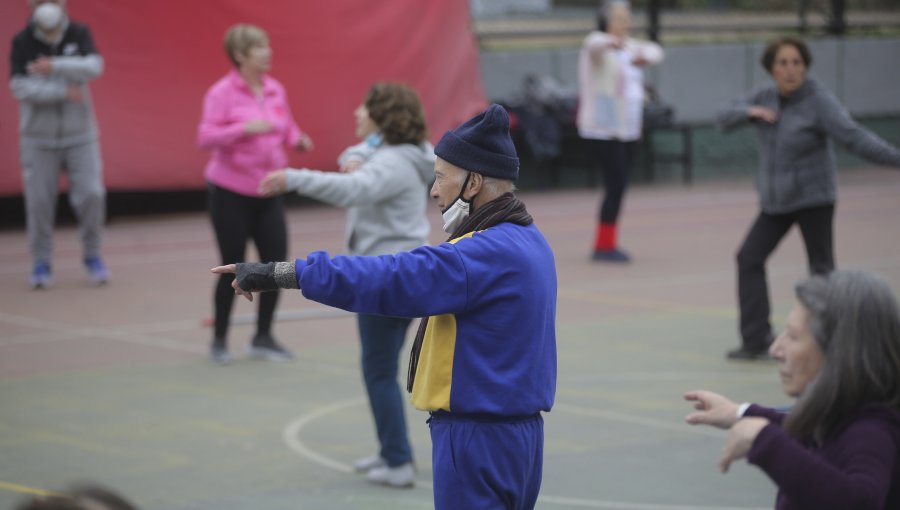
left=717, top=79, right=900, bottom=214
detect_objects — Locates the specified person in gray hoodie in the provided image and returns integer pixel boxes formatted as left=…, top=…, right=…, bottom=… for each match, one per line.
left=10, top=0, right=108, bottom=289
left=717, top=37, right=900, bottom=360
left=259, top=82, right=434, bottom=488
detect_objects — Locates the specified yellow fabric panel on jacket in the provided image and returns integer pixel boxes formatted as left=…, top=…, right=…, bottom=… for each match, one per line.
left=409, top=231, right=476, bottom=412
left=411, top=313, right=457, bottom=411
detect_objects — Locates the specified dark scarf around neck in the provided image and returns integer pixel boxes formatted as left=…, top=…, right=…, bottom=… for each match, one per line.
left=406, top=192, right=533, bottom=392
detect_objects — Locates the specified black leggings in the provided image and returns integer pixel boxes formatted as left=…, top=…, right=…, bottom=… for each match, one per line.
left=592, top=139, right=636, bottom=224
left=208, top=184, right=288, bottom=343
left=736, top=204, right=835, bottom=348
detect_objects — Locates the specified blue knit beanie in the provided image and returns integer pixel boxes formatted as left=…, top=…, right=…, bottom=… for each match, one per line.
left=434, top=103, right=520, bottom=181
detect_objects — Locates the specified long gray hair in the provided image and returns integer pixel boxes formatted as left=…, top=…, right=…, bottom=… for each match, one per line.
left=785, top=270, right=900, bottom=442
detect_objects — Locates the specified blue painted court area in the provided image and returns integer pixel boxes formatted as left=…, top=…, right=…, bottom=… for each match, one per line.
left=1, top=168, right=899, bottom=509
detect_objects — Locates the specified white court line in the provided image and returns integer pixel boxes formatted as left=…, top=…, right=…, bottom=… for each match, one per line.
left=0, top=310, right=361, bottom=377
left=282, top=397, right=769, bottom=510
left=0, top=311, right=205, bottom=354
left=282, top=397, right=365, bottom=474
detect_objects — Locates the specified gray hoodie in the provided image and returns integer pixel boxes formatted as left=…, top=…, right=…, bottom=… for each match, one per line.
left=285, top=141, right=436, bottom=256
left=717, top=79, right=900, bottom=214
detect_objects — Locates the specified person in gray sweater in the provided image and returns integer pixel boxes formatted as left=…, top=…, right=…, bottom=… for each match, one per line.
left=10, top=0, right=109, bottom=289
left=259, top=82, right=434, bottom=488
left=716, top=36, right=900, bottom=360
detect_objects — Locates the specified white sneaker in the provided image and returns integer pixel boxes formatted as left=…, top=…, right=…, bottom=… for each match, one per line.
left=366, top=462, right=415, bottom=488
left=353, top=455, right=386, bottom=473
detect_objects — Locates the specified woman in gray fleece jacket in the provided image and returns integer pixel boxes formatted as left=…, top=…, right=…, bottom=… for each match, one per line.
left=259, top=82, right=434, bottom=488
left=717, top=37, right=900, bottom=360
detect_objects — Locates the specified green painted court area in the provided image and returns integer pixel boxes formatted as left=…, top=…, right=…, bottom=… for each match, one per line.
left=2, top=168, right=899, bottom=510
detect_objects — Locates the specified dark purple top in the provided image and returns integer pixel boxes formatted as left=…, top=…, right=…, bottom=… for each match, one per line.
left=745, top=404, right=900, bottom=509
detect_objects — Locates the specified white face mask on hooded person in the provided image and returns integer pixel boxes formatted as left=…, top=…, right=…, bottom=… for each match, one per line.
left=33, top=2, right=64, bottom=31
left=441, top=172, right=473, bottom=234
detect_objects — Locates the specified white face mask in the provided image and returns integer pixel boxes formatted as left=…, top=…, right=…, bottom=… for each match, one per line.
left=34, top=2, right=64, bottom=31
left=441, top=197, right=471, bottom=234
left=441, top=173, right=472, bottom=234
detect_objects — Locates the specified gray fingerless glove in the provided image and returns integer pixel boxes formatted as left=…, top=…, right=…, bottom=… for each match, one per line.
left=234, top=261, right=298, bottom=292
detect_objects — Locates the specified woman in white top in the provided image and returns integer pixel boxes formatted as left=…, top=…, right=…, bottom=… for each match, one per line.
left=578, top=0, right=663, bottom=262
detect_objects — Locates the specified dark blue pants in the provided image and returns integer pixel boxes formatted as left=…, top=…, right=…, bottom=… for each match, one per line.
left=429, top=412, right=544, bottom=510
left=357, top=313, right=413, bottom=467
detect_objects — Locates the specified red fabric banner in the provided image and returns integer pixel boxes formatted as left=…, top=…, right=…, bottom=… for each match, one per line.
left=0, top=0, right=486, bottom=195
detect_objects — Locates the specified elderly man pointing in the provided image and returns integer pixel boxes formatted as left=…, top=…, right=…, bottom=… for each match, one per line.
left=213, top=103, right=557, bottom=509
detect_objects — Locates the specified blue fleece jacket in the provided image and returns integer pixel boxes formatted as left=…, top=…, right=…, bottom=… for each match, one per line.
left=294, top=221, right=557, bottom=416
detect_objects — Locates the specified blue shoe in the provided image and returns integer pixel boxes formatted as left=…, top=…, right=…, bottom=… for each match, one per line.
left=84, top=256, right=110, bottom=285
left=591, top=248, right=631, bottom=263
left=31, top=261, right=53, bottom=289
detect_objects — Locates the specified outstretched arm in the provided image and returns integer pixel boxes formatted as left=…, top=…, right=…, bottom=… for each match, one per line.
left=716, top=87, right=774, bottom=132
left=747, top=420, right=897, bottom=509
left=212, top=243, right=472, bottom=318
left=258, top=156, right=405, bottom=207
left=817, top=91, right=900, bottom=168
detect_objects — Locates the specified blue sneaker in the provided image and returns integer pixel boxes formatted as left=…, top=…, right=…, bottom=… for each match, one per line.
left=31, top=261, right=53, bottom=289
left=591, top=248, right=631, bottom=263
left=84, top=256, right=110, bottom=285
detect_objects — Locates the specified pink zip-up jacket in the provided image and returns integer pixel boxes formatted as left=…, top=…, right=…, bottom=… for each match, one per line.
left=197, top=69, right=304, bottom=197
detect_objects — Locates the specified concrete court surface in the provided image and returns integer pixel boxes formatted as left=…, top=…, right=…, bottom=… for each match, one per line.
left=1, top=167, right=899, bottom=510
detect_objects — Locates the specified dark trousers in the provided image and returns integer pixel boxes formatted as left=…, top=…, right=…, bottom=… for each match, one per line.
left=592, top=139, right=636, bottom=224
left=208, top=184, right=287, bottom=344
left=736, top=204, right=835, bottom=349
left=430, top=412, right=543, bottom=510
left=358, top=313, right=413, bottom=467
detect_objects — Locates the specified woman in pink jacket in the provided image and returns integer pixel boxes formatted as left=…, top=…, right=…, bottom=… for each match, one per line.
left=197, top=24, right=313, bottom=365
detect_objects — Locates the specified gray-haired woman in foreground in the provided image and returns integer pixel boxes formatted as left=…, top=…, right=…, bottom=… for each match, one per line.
left=685, top=270, right=900, bottom=509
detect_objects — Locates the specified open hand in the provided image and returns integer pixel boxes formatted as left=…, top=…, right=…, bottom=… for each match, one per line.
left=747, top=106, right=777, bottom=124
left=719, top=417, right=768, bottom=473
left=258, top=170, right=288, bottom=196
left=244, top=119, right=274, bottom=135
left=684, top=390, right=739, bottom=429
left=295, top=133, right=314, bottom=152
left=27, top=56, right=53, bottom=76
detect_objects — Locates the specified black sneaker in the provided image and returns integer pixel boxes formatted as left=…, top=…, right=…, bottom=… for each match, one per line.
left=248, top=334, right=295, bottom=362
left=726, top=345, right=771, bottom=361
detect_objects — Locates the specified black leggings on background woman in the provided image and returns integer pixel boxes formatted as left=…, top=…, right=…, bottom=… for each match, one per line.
left=593, top=139, right=635, bottom=227
left=208, top=184, right=287, bottom=352
left=737, top=204, right=834, bottom=352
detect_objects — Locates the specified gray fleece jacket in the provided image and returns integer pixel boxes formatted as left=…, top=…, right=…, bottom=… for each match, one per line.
left=717, top=78, right=900, bottom=214
left=285, top=141, right=435, bottom=256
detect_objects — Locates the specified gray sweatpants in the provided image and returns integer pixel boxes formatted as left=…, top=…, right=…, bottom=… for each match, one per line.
left=20, top=140, right=106, bottom=264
